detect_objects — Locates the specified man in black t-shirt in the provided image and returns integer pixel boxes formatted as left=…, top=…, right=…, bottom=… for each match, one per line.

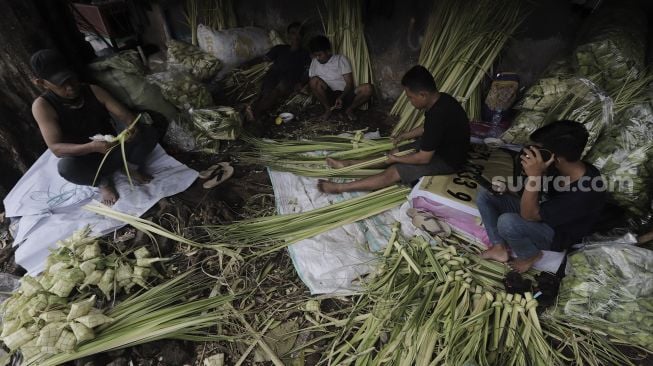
left=245, top=22, right=311, bottom=123
left=477, top=120, right=606, bottom=272
left=318, top=65, right=470, bottom=193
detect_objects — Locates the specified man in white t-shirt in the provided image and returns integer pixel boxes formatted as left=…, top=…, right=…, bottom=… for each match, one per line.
left=308, top=35, right=373, bottom=121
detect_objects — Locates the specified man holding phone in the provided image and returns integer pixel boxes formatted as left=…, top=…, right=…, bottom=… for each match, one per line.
left=477, top=120, right=606, bottom=272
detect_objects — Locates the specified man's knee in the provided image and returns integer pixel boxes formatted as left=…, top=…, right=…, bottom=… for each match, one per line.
left=497, top=213, right=525, bottom=238
left=384, top=165, right=401, bottom=182
left=309, top=77, right=326, bottom=91
left=476, top=188, right=494, bottom=207
left=357, top=83, right=374, bottom=97
left=57, top=158, right=91, bottom=185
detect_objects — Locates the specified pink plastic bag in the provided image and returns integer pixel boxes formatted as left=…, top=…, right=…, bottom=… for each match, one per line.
left=412, top=196, right=491, bottom=248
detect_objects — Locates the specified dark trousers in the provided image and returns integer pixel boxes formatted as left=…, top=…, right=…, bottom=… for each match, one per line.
left=57, top=124, right=159, bottom=186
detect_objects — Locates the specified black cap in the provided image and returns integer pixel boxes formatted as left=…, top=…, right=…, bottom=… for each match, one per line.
left=30, top=49, right=75, bottom=85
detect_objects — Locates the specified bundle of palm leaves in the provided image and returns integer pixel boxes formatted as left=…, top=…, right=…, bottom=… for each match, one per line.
left=391, top=0, right=522, bottom=135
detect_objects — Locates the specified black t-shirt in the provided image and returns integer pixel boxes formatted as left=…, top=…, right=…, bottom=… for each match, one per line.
left=266, top=45, right=311, bottom=84
left=539, top=163, right=606, bottom=251
left=420, top=93, right=470, bottom=168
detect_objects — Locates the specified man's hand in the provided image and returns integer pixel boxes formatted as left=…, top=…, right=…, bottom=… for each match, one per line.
left=333, top=97, right=343, bottom=110
left=521, top=146, right=555, bottom=177
left=385, top=152, right=399, bottom=164
left=89, top=140, right=114, bottom=154
left=391, top=133, right=406, bottom=146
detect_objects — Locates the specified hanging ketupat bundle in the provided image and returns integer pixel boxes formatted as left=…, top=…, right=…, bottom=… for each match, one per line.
left=167, top=39, right=222, bottom=80
left=391, top=0, right=522, bottom=134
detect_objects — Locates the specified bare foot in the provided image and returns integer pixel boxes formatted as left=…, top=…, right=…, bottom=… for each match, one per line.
left=509, top=251, right=542, bottom=273
left=326, top=157, right=347, bottom=169
left=244, top=105, right=255, bottom=122
left=128, top=167, right=153, bottom=185
left=345, top=109, right=357, bottom=121
left=480, top=244, right=510, bottom=263
left=99, top=184, right=119, bottom=206
left=317, top=179, right=342, bottom=194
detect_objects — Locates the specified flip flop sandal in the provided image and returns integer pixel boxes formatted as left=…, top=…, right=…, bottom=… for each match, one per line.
left=198, top=164, right=220, bottom=179
left=406, top=207, right=429, bottom=219
left=411, top=213, right=452, bottom=237
left=203, top=162, right=234, bottom=189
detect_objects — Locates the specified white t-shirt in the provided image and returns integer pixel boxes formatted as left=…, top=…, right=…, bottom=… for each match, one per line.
left=308, top=54, right=352, bottom=91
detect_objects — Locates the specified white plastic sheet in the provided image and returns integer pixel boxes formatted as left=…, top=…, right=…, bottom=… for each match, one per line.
left=4, top=146, right=197, bottom=275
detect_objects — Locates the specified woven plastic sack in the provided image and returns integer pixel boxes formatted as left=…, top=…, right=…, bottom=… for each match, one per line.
left=89, top=51, right=178, bottom=121
left=556, top=244, right=653, bottom=351
left=145, top=70, right=212, bottom=110
left=197, top=25, right=272, bottom=78
left=573, top=0, right=647, bottom=92
left=167, top=39, right=222, bottom=80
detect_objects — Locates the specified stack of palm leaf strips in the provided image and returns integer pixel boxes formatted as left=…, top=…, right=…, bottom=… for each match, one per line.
left=185, top=0, right=237, bottom=45
left=236, top=135, right=414, bottom=178
left=87, top=186, right=410, bottom=258
left=390, top=0, right=522, bottom=135
left=27, top=271, right=238, bottom=366
left=78, top=210, right=647, bottom=364
left=222, top=61, right=272, bottom=103
left=305, top=232, right=636, bottom=365
left=321, top=0, right=374, bottom=109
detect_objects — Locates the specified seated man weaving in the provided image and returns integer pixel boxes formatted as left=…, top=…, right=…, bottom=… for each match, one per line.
left=308, top=35, right=374, bottom=121
left=30, top=49, right=159, bottom=206
left=477, top=120, right=606, bottom=272
left=319, top=65, right=470, bottom=193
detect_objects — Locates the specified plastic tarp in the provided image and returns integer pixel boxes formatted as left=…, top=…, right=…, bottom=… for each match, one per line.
left=4, top=146, right=197, bottom=275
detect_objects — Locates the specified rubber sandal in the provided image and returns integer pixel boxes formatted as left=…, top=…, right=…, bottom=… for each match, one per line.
left=198, top=164, right=220, bottom=179
left=202, top=162, right=234, bottom=189
left=411, top=212, right=452, bottom=237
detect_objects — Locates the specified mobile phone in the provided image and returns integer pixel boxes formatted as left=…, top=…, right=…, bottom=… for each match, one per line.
left=472, top=174, right=500, bottom=195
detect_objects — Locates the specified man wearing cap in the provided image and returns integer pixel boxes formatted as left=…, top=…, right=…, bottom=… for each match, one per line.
left=30, top=49, right=159, bottom=205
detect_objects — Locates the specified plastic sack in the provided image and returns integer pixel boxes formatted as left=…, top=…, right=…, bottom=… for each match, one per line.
left=586, top=101, right=653, bottom=216
left=190, top=106, right=242, bottom=141
left=573, top=0, right=647, bottom=92
left=166, top=39, right=222, bottom=81
left=89, top=51, right=178, bottom=121
left=145, top=70, right=212, bottom=110
left=197, top=25, right=272, bottom=78
left=556, top=244, right=653, bottom=351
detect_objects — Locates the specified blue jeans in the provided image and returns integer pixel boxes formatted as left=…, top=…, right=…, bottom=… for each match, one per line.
left=476, top=189, right=554, bottom=258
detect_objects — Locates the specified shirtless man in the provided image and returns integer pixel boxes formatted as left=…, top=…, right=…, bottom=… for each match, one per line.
left=30, top=49, right=159, bottom=205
